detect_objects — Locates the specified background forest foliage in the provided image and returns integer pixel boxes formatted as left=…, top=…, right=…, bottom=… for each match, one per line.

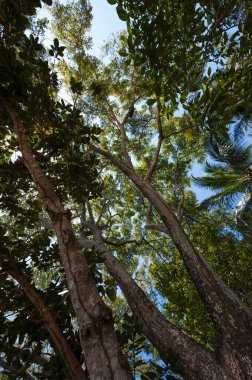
left=0, top=0, right=251, bottom=379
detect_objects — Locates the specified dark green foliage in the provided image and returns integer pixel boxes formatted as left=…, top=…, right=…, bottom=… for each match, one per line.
left=1, top=0, right=252, bottom=378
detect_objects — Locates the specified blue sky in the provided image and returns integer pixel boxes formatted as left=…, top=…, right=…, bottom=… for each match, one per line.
left=89, top=1, right=213, bottom=202
left=40, top=0, right=213, bottom=202
left=90, top=0, right=125, bottom=55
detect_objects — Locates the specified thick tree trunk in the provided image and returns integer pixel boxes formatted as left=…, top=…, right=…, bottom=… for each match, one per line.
left=88, top=143, right=252, bottom=379
left=131, top=175, right=252, bottom=379
left=5, top=262, right=86, bottom=380
left=1, top=97, right=132, bottom=380
left=82, top=222, right=226, bottom=380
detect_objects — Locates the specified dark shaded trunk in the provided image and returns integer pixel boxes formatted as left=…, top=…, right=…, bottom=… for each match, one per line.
left=6, top=263, right=86, bottom=380
left=1, top=96, right=132, bottom=380
left=131, top=175, right=252, bottom=379
left=83, top=223, right=226, bottom=380
left=88, top=143, right=252, bottom=379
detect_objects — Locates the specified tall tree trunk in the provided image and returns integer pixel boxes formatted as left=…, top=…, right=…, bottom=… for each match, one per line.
left=82, top=220, right=226, bottom=379
left=0, top=96, right=132, bottom=380
left=2, top=255, right=86, bottom=380
left=130, top=174, right=252, bottom=379
left=88, top=143, right=252, bottom=379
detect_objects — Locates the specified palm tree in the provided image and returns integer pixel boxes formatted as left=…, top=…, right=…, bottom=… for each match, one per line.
left=193, top=138, right=252, bottom=212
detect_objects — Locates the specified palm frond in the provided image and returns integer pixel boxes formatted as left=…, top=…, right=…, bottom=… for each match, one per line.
left=199, top=190, right=240, bottom=210
left=233, top=109, right=252, bottom=140
left=193, top=166, right=249, bottom=191
left=193, top=135, right=252, bottom=211
left=207, top=139, right=252, bottom=171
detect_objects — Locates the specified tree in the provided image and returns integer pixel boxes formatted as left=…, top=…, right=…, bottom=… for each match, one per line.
left=0, top=0, right=251, bottom=379
left=0, top=1, right=131, bottom=379
left=193, top=138, right=252, bottom=230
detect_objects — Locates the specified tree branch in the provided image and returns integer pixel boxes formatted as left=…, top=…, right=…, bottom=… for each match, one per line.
left=145, top=224, right=167, bottom=233
left=0, top=95, right=131, bottom=380
left=103, top=238, right=143, bottom=247
left=0, top=357, right=36, bottom=380
left=0, top=254, right=86, bottom=380
left=117, top=98, right=140, bottom=170
left=88, top=142, right=134, bottom=177
left=80, top=216, right=224, bottom=379
left=145, top=100, right=164, bottom=183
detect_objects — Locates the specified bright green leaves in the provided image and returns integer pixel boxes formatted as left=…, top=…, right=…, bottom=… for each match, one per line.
left=114, top=0, right=251, bottom=127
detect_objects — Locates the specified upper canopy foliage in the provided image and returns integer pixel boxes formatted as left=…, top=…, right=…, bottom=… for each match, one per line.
left=0, top=0, right=251, bottom=379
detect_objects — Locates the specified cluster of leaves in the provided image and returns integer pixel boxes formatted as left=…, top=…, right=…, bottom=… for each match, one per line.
left=0, top=0, right=102, bottom=378
left=108, top=0, right=252, bottom=139
left=0, top=0, right=252, bottom=378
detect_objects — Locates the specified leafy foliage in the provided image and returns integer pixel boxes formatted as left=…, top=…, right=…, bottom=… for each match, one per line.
left=0, top=0, right=252, bottom=378
left=193, top=138, right=252, bottom=210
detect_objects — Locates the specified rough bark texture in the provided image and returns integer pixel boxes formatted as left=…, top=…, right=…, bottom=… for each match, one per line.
left=6, top=264, right=86, bottom=380
left=131, top=174, right=252, bottom=379
left=1, top=97, right=132, bottom=380
left=88, top=143, right=252, bottom=379
left=81, top=222, right=226, bottom=380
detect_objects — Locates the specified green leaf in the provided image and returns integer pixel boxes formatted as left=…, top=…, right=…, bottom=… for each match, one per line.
left=147, top=98, right=156, bottom=106
left=116, top=6, right=128, bottom=21
left=119, top=49, right=128, bottom=57
left=107, top=0, right=117, bottom=4
left=54, top=38, right=59, bottom=49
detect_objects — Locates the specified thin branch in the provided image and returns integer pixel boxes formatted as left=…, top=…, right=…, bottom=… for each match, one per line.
left=86, top=199, right=95, bottom=224
left=164, top=124, right=195, bottom=139
left=145, top=100, right=164, bottom=183
left=103, top=237, right=143, bottom=247
left=0, top=357, right=36, bottom=380
left=117, top=97, right=141, bottom=170
left=177, top=192, right=185, bottom=222
left=96, top=200, right=108, bottom=225
left=88, top=142, right=134, bottom=177
left=0, top=254, right=86, bottom=380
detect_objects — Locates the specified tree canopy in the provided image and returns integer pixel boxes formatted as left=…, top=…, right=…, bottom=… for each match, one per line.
left=0, top=0, right=251, bottom=379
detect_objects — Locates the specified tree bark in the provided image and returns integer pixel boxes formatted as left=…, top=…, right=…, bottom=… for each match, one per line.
left=0, top=96, right=132, bottom=380
left=5, top=262, right=86, bottom=380
left=81, top=221, right=226, bottom=380
left=129, top=174, right=252, bottom=379
left=88, top=143, right=252, bottom=379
